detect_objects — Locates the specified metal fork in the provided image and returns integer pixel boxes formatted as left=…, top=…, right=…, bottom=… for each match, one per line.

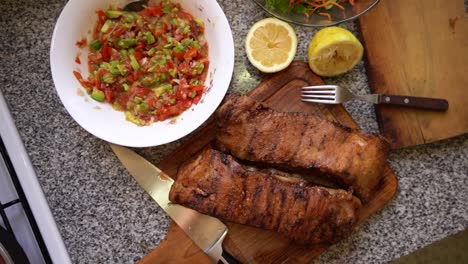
left=301, top=85, right=448, bottom=112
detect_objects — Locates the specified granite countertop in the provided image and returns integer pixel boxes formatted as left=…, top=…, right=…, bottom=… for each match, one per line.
left=1, top=0, right=467, bottom=263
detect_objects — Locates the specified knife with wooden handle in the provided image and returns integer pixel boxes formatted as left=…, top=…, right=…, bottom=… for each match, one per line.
left=110, top=144, right=239, bottom=264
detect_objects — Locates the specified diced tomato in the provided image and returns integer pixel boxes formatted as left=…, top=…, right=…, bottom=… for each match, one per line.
left=95, top=71, right=102, bottom=90
left=132, top=70, right=142, bottom=81
left=134, top=42, right=146, bottom=51
left=175, top=10, right=193, bottom=21
left=140, top=6, right=163, bottom=17
left=75, top=38, right=87, bottom=48
left=178, top=62, right=190, bottom=74
left=104, top=87, right=113, bottom=102
left=133, top=51, right=144, bottom=61
left=167, top=60, right=175, bottom=68
left=182, top=99, right=192, bottom=109
left=191, top=85, right=204, bottom=92
left=94, top=10, right=107, bottom=35
left=174, top=33, right=186, bottom=41
left=75, top=55, right=81, bottom=64
left=153, top=27, right=167, bottom=37
left=172, top=50, right=184, bottom=60
left=73, top=71, right=92, bottom=88
left=101, top=43, right=112, bottom=62
left=111, top=27, right=126, bottom=39
left=184, top=48, right=198, bottom=60
left=130, top=85, right=151, bottom=97
left=147, top=97, right=157, bottom=108
left=193, top=94, right=202, bottom=105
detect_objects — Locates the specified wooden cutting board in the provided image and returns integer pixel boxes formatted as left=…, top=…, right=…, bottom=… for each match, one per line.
left=139, top=62, right=398, bottom=264
left=357, top=0, right=468, bottom=149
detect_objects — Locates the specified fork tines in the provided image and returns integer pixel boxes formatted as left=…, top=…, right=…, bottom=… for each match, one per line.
left=301, top=85, right=338, bottom=104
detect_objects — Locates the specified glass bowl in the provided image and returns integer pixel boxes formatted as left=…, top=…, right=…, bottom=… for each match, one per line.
left=252, top=0, right=380, bottom=27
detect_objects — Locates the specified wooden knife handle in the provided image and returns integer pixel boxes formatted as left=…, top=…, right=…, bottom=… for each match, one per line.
left=378, top=94, right=448, bottom=111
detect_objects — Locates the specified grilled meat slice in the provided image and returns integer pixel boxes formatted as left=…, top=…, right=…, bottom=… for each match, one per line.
left=215, top=95, right=389, bottom=202
left=169, top=149, right=362, bottom=245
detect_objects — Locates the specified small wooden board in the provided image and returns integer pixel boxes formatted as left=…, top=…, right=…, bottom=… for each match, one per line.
left=358, top=0, right=468, bottom=149
left=140, top=62, right=398, bottom=264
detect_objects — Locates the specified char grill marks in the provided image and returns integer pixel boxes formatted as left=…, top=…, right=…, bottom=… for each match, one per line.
left=215, top=95, right=389, bottom=202
left=169, top=149, right=362, bottom=244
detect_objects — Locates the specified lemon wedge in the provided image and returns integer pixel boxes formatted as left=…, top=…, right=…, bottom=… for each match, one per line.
left=245, top=18, right=297, bottom=73
left=308, top=27, right=363, bottom=77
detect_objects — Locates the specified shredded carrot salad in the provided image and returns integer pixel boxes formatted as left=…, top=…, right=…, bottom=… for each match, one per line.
left=266, top=0, right=357, bottom=21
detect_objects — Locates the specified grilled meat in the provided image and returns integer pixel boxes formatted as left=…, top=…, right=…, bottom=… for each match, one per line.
left=169, top=149, right=362, bottom=245
left=215, top=95, right=389, bottom=202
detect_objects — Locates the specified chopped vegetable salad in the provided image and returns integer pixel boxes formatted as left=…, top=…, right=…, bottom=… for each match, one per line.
left=74, top=0, right=209, bottom=125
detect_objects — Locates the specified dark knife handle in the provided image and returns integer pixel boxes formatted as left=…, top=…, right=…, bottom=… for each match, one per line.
left=378, top=94, right=448, bottom=111
left=218, top=247, right=241, bottom=264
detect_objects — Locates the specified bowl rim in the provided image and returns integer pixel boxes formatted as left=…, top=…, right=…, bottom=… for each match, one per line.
left=50, top=0, right=234, bottom=148
left=251, top=0, right=381, bottom=27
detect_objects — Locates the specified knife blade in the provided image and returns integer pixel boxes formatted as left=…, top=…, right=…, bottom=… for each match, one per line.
left=109, top=144, right=236, bottom=264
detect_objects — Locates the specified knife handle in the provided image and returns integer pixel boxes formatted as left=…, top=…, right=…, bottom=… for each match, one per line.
left=377, top=94, right=448, bottom=111
left=218, top=247, right=241, bottom=264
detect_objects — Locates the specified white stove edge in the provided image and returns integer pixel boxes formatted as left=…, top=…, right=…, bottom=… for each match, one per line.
left=0, top=90, right=71, bottom=264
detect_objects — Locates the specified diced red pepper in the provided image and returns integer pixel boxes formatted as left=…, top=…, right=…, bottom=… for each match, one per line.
left=75, top=55, right=81, bottom=64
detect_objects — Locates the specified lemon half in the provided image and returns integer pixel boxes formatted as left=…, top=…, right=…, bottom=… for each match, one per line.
left=308, top=27, right=363, bottom=77
left=245, top=18, right=298, bottom=73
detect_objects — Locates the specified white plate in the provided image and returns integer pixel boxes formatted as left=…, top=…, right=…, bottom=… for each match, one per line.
left=50, top=0, right=234, bottom=147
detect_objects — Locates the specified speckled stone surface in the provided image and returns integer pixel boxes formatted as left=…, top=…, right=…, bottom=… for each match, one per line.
left=0, top=0, right=467, bottom=263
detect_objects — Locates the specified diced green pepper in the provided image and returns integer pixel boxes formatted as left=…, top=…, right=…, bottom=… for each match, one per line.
left=163, top=5, right=171, bottom=13
left=136, top=103, right=149, bottom=112
left=108, top=61, right=121, bottom=75
left=124, top=13, right=135, bottom=22
left=117, top=64, right=127, bottom=76
left=125, top=111, right=141, bottom=125
left=112, top=102, right=122, bottom=110
left=90, top=39, right=102, bottom=51
left=173, top=44, right=185, bottom=53
left=193, top=63, right=205, bottom=75
left=168, top=68, right=177, bottom=77
left=163, top=43, right=173, bottom=49
left=118, top=38, right=137, bottom=49
left=102, top=73, right=115, bottom=83
left=101, top=20, right=112, bottom=33
left=133, top=96, right=142, bottom=103
left=91, top=89, right=105, bottom=102
left=154, top=87, right=165, bottom=97
left=154, top=83, right=172, bottom=97
left=147, top=48, right=156, bottom=56
left=182, top=25, right=191, bottom=34
left=144, top=32, right=155, bottom=45
left=122, top=83, right=130, bottom=91
left=189, top=91, right=197, bottom=98
left=194, top=18, right=204, bottom=28
left=129, top=53, right=140, bottom=71
left=106, top=10, right=124, bottom=18
left=169, top=98, right=176, bottom=105
left=120, top=49, right=128, bottom=58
